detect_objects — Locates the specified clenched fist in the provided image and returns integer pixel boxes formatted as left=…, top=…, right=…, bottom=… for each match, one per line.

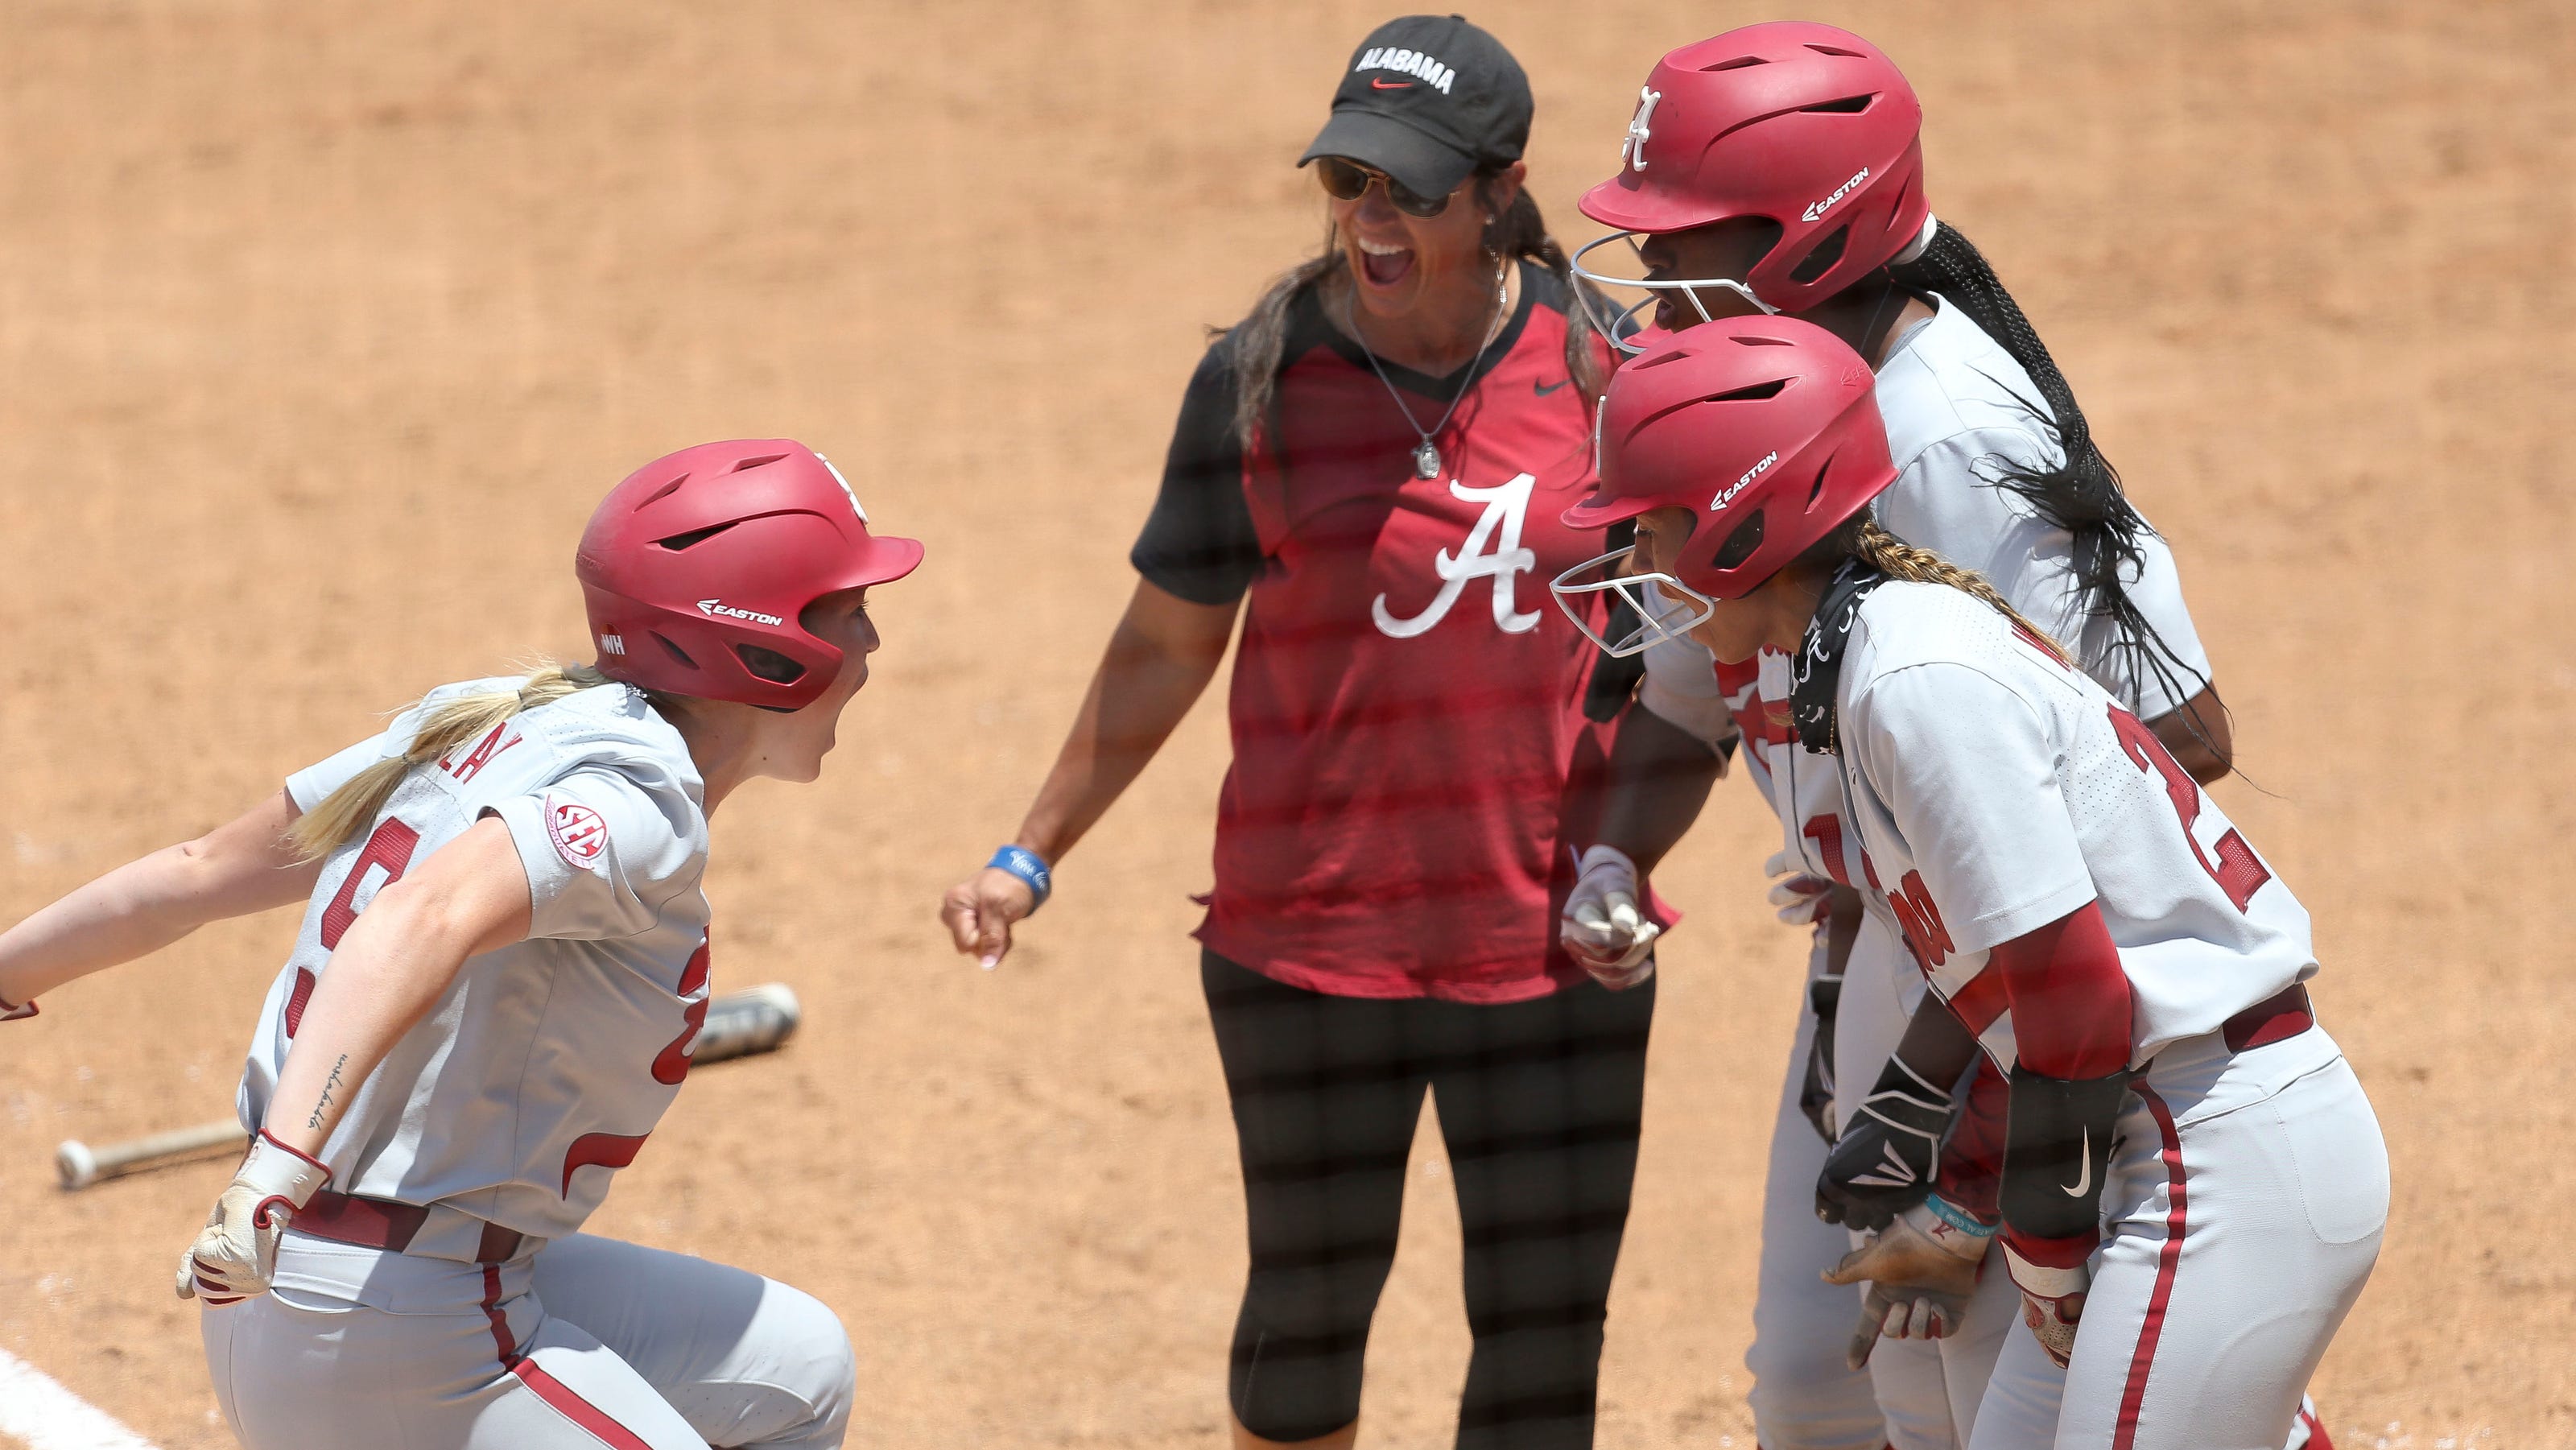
left=940, top=868, right=1038, bottom=970
left=178, top=1132, right=331, bottom=1307
left=1561, top=845, right=1659, bottom=989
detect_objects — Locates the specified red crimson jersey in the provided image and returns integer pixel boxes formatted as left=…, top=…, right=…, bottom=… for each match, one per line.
left=1131, top=263, right=1641, bottom=1002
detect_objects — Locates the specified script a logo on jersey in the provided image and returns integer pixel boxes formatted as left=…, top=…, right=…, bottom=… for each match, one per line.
left=1712, top=450, right=1777, bottom=511
left=440, top=721, right=523, bottom=786
left=1373, top=473, right=1543, bottom=639
left=698, top=599, right=784, bottom=627
left=546, top=795, right=609, bottom=872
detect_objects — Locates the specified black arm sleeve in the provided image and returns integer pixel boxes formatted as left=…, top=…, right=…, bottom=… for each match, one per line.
left=1129, top=345, right=1264, bottom=605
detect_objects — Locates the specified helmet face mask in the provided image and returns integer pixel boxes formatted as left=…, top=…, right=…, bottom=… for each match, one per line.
left=1549, top=547, right=1717, bottom=658
left=1571, top=231, right=1777, bottom=357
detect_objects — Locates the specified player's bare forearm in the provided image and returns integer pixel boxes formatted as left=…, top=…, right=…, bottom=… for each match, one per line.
left=265, top=819, right=530, bottom=1155
left=1821, top=886, right=1864, bottom=975
left=0, top=789, right=320, bottom=1009
left=2149, top=680, right=2231, bottom=786
left=1012, top=577, right=1239, bottom=862
left=1890, top=991, right=1980, bottom=1090
left=1593, top=704, right=1724, bottom=874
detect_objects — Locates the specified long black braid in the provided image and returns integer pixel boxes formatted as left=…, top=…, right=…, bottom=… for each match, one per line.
left=1889, top=222, right=2217, bottom=740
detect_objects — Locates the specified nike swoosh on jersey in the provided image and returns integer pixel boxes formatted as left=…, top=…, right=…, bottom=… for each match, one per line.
left=1371, top=79, right=1413, bottom=89
left=1534, top=377, right=1573, bottom=395
left=2060, top=1127, right=2093, bottom=1197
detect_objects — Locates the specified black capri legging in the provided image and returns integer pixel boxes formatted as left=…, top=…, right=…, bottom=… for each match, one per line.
left=1203, top=950, right=1656, bottom=1448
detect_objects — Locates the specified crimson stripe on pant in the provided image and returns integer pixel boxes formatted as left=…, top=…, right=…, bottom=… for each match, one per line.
left=480, top=1258, right=653, bottom=1450
left=510, top=1360, right=656, bottom=1450
left=2113, top=1081, right=2188, bottom=1450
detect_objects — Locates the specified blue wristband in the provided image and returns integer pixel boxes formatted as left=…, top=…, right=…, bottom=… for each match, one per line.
left=1924, top=1193, right=1998, bottom=1239
left=987, top=845, right=1052, bottom=914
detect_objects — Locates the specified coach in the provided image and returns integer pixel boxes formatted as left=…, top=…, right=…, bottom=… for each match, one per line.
left=940, top=15, right=1664, bottom=1449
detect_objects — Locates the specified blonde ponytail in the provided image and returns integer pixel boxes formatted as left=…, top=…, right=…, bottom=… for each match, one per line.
left=286, top=662, right=618, bottom=861
left=1848, top=519, right=2072, bottom=666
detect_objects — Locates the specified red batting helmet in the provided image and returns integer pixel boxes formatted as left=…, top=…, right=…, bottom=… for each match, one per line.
left=1576, top=22, right=1931, bottom=316
left=576, top=440, right=923, bottom=711
left=1558, top=318, right=1895, bottom=609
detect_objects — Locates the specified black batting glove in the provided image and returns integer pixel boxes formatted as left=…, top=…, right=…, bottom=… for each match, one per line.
left=1798, top=974, right=1842, bottom=1144
left=1815, top=1050, right=1955, bottom=1231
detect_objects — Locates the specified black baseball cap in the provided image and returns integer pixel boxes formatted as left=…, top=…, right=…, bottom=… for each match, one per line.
left=1298, top=14, right=1532, bottom=200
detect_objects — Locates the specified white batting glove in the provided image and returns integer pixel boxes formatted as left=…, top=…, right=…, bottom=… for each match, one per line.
left=1562, top=845, right=1659, bottom=989
left=1765, top=850, right=1836, bottom=926
left=1821, top=1199, right=1994, bottom=1367
left=177, top=1131, right=331, bottom=1307
left=0, top=994, right=35, bottom=1022
left=2000, top=1238, right=2090, bottom=1369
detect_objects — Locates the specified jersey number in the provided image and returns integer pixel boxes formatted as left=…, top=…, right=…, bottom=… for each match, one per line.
left=2107, top=704, right=2271, bottom=911
left=560, top=936, right=711, bottom=1196
left=288, top=816, right=423, bottom=1037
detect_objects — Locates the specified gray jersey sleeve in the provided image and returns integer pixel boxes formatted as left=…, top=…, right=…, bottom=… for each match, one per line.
left=488, top=766, right=705, bottom=942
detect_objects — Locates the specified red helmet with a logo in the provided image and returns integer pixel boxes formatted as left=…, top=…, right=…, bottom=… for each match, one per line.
left=1577, top=22, right=1930, bottom=316
left=1559, top=318, right=1896, bottom=605
left=576, top=440, right=923, bottom=710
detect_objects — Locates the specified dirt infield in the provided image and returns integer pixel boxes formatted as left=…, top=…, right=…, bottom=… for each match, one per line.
left=1, top=1, right=2567, bottom=1446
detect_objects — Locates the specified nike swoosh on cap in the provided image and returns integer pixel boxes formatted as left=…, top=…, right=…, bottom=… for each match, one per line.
left=1371, top=78, right=1413, bottom=89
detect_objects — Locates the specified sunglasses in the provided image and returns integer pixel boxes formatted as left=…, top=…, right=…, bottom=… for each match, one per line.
left=1315, top=157, right=1456, bottom=218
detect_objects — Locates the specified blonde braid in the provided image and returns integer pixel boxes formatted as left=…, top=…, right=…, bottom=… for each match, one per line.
left=1851, top=520, right=2071, bottom=666
left=285, top=662, right=618, bottom=861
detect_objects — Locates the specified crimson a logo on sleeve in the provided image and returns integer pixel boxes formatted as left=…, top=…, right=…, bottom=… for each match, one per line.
left=546, top=795, right=608, bottom=871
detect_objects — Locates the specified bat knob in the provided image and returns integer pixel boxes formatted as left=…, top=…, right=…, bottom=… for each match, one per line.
left=56, top=1139, right=97, bottom=1192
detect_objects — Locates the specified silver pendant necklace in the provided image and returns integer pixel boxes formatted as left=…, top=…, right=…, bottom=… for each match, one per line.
left=1344, top=259, right=1511, bottom=481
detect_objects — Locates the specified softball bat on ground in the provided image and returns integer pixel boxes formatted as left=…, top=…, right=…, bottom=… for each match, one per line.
left=55, top=983, right=805, bottom=1190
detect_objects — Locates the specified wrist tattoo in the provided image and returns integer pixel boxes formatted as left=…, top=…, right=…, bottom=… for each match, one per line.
left=307, top=1054, right=349, bottom=1131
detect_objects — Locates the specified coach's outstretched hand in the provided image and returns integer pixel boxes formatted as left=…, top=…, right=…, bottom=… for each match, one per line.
left=941, top=869, right=1038, bottom=971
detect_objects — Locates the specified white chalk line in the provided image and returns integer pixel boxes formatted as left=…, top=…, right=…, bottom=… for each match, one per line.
left=0, top=1348, right=159, bottom=1450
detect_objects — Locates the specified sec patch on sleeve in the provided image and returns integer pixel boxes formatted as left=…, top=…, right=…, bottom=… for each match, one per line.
left=545, top=794, right=609, bottom=870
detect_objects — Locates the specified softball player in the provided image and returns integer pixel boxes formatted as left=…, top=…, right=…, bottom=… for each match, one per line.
left=0, top=440, right=919, bottom=1450
left=1558, top=318, right=2385, bottom=1450
left=1550, top=24, right=2242, bottom=1450
left=939, top=17, right=1659, bottom=1449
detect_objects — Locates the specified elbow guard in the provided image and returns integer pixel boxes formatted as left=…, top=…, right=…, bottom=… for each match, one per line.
left=1997, top=1065, right=2128, bottom=1263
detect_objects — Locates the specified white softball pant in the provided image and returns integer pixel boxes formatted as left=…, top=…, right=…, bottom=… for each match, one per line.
left=1746, top=927, right=1895, bottom=1450
left=204, top=1230, right=856, bottom=1449
left=1968, top=1024, right=2385, bottom=1450
left=1832, top=914, right=2018, bottom=1450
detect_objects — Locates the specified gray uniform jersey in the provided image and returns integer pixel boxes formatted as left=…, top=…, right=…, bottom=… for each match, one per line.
left=237, top=679, right=712, bottom=1241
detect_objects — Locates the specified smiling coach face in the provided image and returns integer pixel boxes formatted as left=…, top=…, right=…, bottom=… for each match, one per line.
left=1299, top=14, right=1532, bottom=325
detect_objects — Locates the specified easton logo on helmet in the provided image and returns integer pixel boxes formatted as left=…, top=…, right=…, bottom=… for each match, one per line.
left=697, top=599, right=785, bottom=626
left=1712, top=451, right=1777, bottom=511
left=1354, top=46, right=1455, bottom=94
left=1802, top=167, right=1871, bottom=223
